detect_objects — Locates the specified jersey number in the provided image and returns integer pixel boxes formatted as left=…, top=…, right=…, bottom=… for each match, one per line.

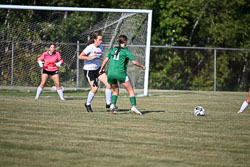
left=113, top=52, right=120, bottom=60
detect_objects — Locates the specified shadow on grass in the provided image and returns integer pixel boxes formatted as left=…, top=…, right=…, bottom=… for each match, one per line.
left=107, top=108, right=131, bottom=115
left=111, top=108, right=167, bottom=115
left=141, top=110, right=167, bottom=114
left=63, top=97, right=85, bottom=100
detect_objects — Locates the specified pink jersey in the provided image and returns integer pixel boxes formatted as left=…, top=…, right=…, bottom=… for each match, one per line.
left=37, top=51, right=63, bottom=71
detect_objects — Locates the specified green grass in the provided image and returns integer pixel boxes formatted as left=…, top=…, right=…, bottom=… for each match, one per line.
left=0, top=89, right=249, bottom=167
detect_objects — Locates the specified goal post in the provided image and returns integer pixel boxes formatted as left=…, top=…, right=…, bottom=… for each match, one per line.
left=0, top=5, right=152, bottom=96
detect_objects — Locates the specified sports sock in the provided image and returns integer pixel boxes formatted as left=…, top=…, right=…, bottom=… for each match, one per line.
left=35, top=87, right=43, bottom=99
left=86, top=91, right=95, bottom=105
left=57, top=89, right=65, bottom=100
left=130, top=96, right=136, bottom=106
left=111, top=95, right=118, bottom=105
left=239, top=101, right=248, bottom=112
left=105, top=88, right=112, bottom=105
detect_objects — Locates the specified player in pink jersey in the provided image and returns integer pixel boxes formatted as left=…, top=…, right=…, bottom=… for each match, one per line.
left=35, top=44, right=65, bottom=100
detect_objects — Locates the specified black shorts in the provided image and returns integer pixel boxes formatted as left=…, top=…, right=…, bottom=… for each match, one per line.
left=42, top=69, right=59, bottom=76
left=84, top=68, right=105, bottom=87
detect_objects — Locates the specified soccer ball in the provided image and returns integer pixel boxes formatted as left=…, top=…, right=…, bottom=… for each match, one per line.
left=194, top=106, right=206, bottom=116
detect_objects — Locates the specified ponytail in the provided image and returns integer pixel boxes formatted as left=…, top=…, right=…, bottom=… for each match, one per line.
left=87, top=39, right=94, bottom=46
left=115, top=35, right=128, bottom=56
left=87, top=32, right=102, bottom=46
left=116, top=45, right=121, bottom=56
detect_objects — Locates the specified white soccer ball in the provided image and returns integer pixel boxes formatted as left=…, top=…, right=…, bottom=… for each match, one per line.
left=51, top=86, right=57, bottom=92
left=194, top=106, right=206, bottom=116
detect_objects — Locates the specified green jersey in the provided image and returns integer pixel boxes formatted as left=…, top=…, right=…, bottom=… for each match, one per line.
left=106, top=47, right=135, bottom=84
left=107, top=47, right=135, bottom=75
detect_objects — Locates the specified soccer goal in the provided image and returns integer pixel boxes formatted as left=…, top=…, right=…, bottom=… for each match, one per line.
left=0, top=5, right=152, bottom=96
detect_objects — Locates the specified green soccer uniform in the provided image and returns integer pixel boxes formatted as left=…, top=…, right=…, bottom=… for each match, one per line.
left=107, top=47, right=135, bottom=84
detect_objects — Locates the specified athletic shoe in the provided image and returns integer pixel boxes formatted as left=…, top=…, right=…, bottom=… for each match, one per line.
left=110, top=104, right=118, bottom=114
left=131, top=106, right=142, bottom=115
left=237, top=110, right=244, bottom=114
left=106, top=104, right=110, bottom=111
left=85, top=103, right=93, bottom=112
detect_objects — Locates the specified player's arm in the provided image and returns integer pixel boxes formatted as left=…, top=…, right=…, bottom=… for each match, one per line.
left=99, top=57, right=110, bottom=74
left=131, top=60, right=146, bottom=70
left=37, top=53, right=45, bottom=67
left=126, top=49, right=146, bottom=70
left=78, top=51, right=96, bottom=60
left=54, top=52, right=64, bottom=67
left=57, top=52, right=64, bottom=65
left=99, top=49, right=112, bottom=74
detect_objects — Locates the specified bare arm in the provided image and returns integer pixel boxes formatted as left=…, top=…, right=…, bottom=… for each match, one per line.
left=78, top=51, right=97, bottom=60
left=131, top=60, right=146, bottom=70
left=99, top=57, right=110, bottom=74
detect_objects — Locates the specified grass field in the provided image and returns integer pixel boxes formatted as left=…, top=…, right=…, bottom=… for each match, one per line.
left=0, top=88, right=250, bottom=167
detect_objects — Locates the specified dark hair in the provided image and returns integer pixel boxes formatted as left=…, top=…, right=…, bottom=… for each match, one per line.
left=87, top=32, right=102, bottom=45
left=118, top=35, right=127, bottom=45
left=116, top=35, right=128, bottom=56
left=48, top=44, right=56, bottom=53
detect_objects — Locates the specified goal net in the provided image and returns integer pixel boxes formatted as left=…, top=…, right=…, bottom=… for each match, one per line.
left=0, top=5, right=152, bottom=96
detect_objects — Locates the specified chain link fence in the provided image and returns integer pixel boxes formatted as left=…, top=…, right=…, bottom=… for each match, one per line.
left=0, top=41, right=77, bottom=88
left=150, top=46, right=250, bottom=91
left=1, top=40, right=249, bottom=91
left=0, top=41, right=146, bottom=90
left=0, top=7, right=149, bottom=93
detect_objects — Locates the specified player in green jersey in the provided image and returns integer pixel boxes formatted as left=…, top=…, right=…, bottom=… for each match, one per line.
left=99, top=35, right=146, bottom=115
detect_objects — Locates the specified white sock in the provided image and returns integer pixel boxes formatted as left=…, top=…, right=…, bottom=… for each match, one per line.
left=105, top=88, right=112, bottom=105
left=110, top=104, right=115, bottom=109
left=86, top=91, right=95, bottom=105
left=57, top=89, right=65, bottom=100
left=35, top=87, right=43, bottom=99
left=239, top=101, right=248, bottom=112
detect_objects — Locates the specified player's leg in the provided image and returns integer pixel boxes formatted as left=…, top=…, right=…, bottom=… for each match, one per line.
left=88, top=80, right=99, bottom=104
left=98, top=72, right=112, bottom=109
left=85, top=80, right=98, bottom=112
left=51, top=73, right=65, bottom=100
left=121, top=80, right=136, bottom=106
left=110, top=83, right=119, bottom=114
left=84, top=70, right=99, bottom=112
left=35, top=73, right=49, bottom=99
left=121, top=78, right=142, bottom=115
left=111, top=83, right=119, bottom=105
left=238, top=88, right=250, bottom=113
left=107, top=76, right=119, bottom=114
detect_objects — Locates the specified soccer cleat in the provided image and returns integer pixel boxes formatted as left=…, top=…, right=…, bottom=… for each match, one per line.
left=131, top=106, right=142, bottom=115
left=110, top=104, right=118, bottom=114
left=85, top=103, right=93, bottom=112
left=237, top=110, right=244, bottom=114
left=106, top=104, right=110, bottom=111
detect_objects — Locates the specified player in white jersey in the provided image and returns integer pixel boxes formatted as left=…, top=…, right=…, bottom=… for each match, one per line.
left=78, top=33, right=112, bottom=112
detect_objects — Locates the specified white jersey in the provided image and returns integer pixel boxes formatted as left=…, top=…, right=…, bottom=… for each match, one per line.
left=83, top=44, right=103, bottom=70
